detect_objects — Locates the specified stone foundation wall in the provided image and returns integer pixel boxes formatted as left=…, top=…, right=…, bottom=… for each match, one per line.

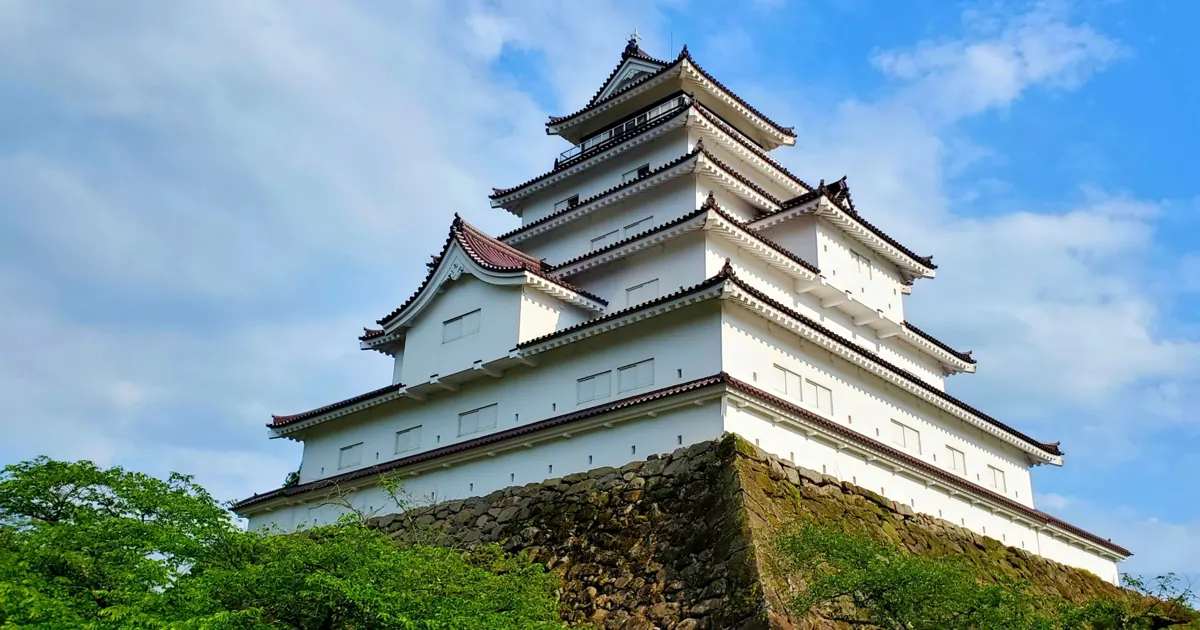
left=370, top=434, right=1124, bottom=629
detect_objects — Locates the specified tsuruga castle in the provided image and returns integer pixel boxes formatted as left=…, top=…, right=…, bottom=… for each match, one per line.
left=233, top=35, right=1129, bottom=582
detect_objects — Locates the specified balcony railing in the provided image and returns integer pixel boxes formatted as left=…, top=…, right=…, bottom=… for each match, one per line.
left=556, top=95, right=690, bottom=166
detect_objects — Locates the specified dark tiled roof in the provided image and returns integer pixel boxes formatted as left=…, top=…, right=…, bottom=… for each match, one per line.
left=583, top=40, right=672, bottom=108
left=903, top=321, right=976, bottom=364
left=696, top=141, right=784, bottom=207
left=241, top=370, right=1126, bottom=556
left=548, top=199, right=818, bottom=276
left=491, top=105, right=688, bottom=200
left=721, top=375, right=1128, bottom=556
left=517, top=272, right=730, bottom=350
left=359, top=328, right=386, bottom=341
left=692, top=103, right=811, bottom=190
left=270, top=383, right=400, bottom=428
left=497, top=148, right=704, bottom=242
left=722, top=273, right=1060, bottom=456
left=548, top=47, right=796, bottom=141
left=375, top=216, right=607, bottom=328
left=771, top=178, right=937, bottom=271
left=233, top=374, right=729, bottom=510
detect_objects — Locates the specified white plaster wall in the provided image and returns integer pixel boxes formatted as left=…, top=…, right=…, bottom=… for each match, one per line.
left=722, top=403, right=1118, bottom=584
left=698, top=177, right=760, bottom=222
left=686, top=127, right=794, bottom=203
left=252, top=402, right=724, bottom=533
left=758, top=215, right=819, bottom=266
left=518, top=287, right=590, bottom=344
left=567, top=230, right=709, bottom=308
left=815, top=219, right=909, bottom=322
left=719, top=305, right=1035, bottom=509
left=706, top=229, right=947, bottom=390
left=297, top=305, right=723, bottom=484
left=398, top=277, right=521, bottom=387
left=517, top=128, right=691, bottom=226
left=520, top=177, right=696, bottom=265
left=391, top=350, right=405, bottom=385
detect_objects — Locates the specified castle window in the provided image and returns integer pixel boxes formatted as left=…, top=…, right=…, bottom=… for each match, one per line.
left=852, top=251, right=873, bottom=279
left=622, top=163, right=650, bottom=183
left=947, top=446, right=967, bottom=476
left=988, top=465, right=1007, bottom=492
left=590, top=229, right=619, bottom=250
left=626, top=279, right=659, bottom=306
left=458, top=403, right=498, bottom=436
left=772, top=365, right=802, bottom=398
left=442, top=309, right=481, bottom=343
left=618, top=358, right=654, bottom=392
left=338, top=443, right=363, bottom=469
left=576, top=370, right=612, bottom=403
left=554, top=195, right=580, bottom=212
left=803, top=379, right=834, bottom=415
left=890, top=420, right=921, bottom=454
left=395, top=426, right=422, bottom=454
left=623, top=216, right=654, bottom=237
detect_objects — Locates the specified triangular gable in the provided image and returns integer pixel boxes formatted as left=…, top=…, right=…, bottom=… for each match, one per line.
left=586, top=36, right=670, bottom=107
left=367, top=217, right=606, bottom=343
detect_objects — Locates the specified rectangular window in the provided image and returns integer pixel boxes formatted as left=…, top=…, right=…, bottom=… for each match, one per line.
left=625, top=279, right=659, bottom=306
left=623, top=216, right=654, bottom=237
left=338, top=443, right=363, bottom=469
left=618, top=359, right=654, bottom=392
left=590, top=229, right=619, bottom=250
left=947, top=446, right=967, bottom=476
left=989, top=466, right=1006, bottom=492
left=772, top=365, right=802, bottom=397
left=852, top=251, right=873, bottom=279
left=622, top=163, right=650, bottom=183
left=394, top=426, right=422, bottom=454
left=890, top=420, right=921, bottom=454
left=576, top=370, right=612, bottom=403
left=442, top=309, right=481, bottom=343
left=803, top=379, right=833, bottom=414
left=458, top=404, right=498, bottom=437
left=554, top=195, right=580, bottom=212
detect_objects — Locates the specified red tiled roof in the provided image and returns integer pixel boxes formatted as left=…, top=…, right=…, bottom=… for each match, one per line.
left=903, top=321, right=975, bottom=364
left=270, top=383, right=400, bottom=428
left=768, top=178, right=937, bottom=271
left=233, top=373, right=729, bottom=511
left=548, top=200, right=818, bottom=276
left=497, top=148, right=704, bottom=242
left=498, top=143, right=779, bottom=244
left=692, top=102, right=811, bottom=190
left=548, top=47, right=796, bottom=141
left=374, top=216, right=606, bottom=328
left=721, top=272, right=1059, bottom=456
left=521, top=263, right=1059, bottom=457
left=720, top=375, right=1128, bottom=556
left=240, top=370, right=1127, bottom=556
left=583, top=39, right=673, bottom=108
left=491, top=103, right=689, bottom=200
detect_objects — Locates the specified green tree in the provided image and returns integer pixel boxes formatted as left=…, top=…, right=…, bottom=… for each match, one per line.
left=773, top=523, right=1197, bottom=630
left=0, top=457, right=563, bottom=629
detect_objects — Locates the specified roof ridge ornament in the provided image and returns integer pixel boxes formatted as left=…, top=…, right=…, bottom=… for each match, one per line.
left=701, top=190, right=718, bottom=211
left=623, top=28, right=643, bottom=58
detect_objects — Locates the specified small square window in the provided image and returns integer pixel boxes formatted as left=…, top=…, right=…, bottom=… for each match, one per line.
left=947, top=446, right=967, bottom=476
left=395, top=426, right=422, bottom=454
left=988, top=465, right=1007, bottom=492
left=622, top=163, right=650, bottom=183
left=576, top=370, right=612, bottom=403
left=443, top=309, right=481, bottom=343
left=458, top=404, right=498, bottom=437
left=618, top=359, right=654, bottom=392
left=890, top=420, right=921, bottom=454
left=803, top=379, right=833, bottom=414
left=338, top=443, right=363, bottom=469
left=554, top=195, right=580, bottom=212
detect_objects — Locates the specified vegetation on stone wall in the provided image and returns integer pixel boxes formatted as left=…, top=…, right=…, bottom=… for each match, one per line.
left=774, top=523, right=1197, bottom=629
left=0, top=457, right=563, bottom=629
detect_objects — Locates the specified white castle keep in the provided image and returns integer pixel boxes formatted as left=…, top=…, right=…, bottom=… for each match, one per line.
left=234, top=35, right=1129, bottom=583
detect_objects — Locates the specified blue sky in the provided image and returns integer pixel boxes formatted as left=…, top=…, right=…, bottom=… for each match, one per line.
left=1, top=0, right=1197, bottom=577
